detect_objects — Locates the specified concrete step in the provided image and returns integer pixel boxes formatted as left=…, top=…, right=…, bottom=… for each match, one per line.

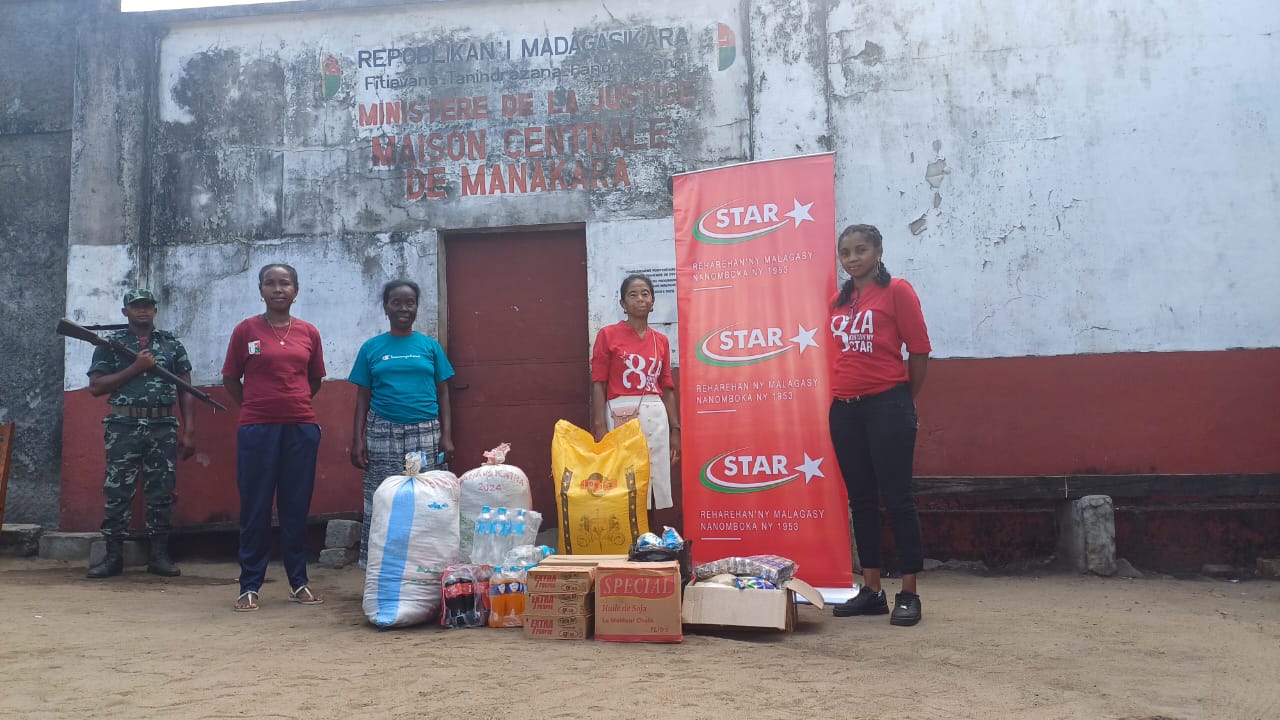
left=324, top=519, right=362, bottom=550
left=38, top=532, right=100, bottom=562
left=0, top=523, right=44, bottom=557
left=318, top=546, right=358, bottom=569
left=89, top=539, right=149, bottom=568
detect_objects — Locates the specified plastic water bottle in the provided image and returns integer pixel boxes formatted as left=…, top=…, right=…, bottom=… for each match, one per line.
left=494, top=507, right=512, bottom=560
left=471, top=506, right=493, bottom=565
left=513, top=509, right=528, bottom=549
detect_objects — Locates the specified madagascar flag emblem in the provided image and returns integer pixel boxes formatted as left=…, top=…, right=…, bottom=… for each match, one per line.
left=322, top=55, right=341, bottom=99
left=716, top=23, right=736, bottom=71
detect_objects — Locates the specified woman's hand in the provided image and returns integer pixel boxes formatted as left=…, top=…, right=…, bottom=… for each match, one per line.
left=590, top=382, right=609, bottom=442
left=669, top=427, right=681, bottom=465
left=350, top=438, right=368, bottom=470
left=591, top=420, right=608, bottom=443
left=441, top=436, right=455, bottom=465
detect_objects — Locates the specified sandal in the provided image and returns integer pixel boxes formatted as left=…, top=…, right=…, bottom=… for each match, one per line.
left=289, top=584, right=324, bottom=605
left=234, top=590, right=260, bottom=612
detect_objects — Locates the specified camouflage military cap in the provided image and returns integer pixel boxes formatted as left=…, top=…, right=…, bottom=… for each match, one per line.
left=123, top=289, right=157, bottom=306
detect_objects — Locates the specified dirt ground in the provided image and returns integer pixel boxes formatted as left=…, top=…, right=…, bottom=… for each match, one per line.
left=0, top=558, right=1276, bottom=720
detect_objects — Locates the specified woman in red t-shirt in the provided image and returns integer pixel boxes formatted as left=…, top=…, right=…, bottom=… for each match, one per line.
left=222, top=264, right=327, bottom=612
left=826, top=225, right=931, bottom=627
left=589, top=274, right=681, bottom=512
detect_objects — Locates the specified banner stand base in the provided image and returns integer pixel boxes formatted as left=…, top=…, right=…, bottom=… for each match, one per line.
left=804, top=585, right=859, bottom=605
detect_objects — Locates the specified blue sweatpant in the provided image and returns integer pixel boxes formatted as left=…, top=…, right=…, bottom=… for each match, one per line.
left=236, top=423, right=321, bottom=594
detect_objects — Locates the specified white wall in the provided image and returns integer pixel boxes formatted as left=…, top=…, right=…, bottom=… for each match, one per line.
left=586, top=217, right=681, bottom=363
left=64, top=232, right=439, bottom=389
left=64, top=0, right=1280, bottom=398
left=826, top=0, right=1280, bottom=358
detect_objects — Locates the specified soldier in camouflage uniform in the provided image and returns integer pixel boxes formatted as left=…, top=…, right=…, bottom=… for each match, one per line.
left=85, top=289, right=197, bottom=579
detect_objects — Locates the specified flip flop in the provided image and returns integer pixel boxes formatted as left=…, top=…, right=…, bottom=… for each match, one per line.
left=234, top=590, right=260, bottom=612
left=289, top=584, right=324, bottom=605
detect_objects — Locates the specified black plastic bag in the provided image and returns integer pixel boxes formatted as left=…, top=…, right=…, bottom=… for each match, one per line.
left=628, top=540, right=694, bottom=587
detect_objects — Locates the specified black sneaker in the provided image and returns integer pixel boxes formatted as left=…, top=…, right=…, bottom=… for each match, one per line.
left=890, top=591, right=922, bottom=626
left=832, top=587, right=889, bottom=617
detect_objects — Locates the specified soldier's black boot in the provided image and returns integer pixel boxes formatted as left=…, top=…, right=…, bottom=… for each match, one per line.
left=146, top=535, right=181, bottom=577
left=86, top=539, right=124, bottom=579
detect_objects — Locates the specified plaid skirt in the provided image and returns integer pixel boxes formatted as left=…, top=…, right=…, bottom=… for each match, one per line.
left=360, top=409, right=441, bottom=565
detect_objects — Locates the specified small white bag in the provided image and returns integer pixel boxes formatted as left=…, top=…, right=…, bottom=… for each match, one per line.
left=457, top=444, right=532, bottom=556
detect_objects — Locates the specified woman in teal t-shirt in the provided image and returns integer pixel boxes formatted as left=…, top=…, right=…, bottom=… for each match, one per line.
left=348, top=280, right=456, bottom=566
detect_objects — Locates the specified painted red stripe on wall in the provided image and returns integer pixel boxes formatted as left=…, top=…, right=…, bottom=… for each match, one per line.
left=58, top=348, right=1278, bottom=532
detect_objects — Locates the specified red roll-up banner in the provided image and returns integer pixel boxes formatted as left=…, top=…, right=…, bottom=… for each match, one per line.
left=674, top=153, right=853, bottom=589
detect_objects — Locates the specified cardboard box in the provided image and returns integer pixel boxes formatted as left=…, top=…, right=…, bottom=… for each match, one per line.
left=680, top=578, right=825, bottom=632
left=526, top=592, right=594, bottom=617
left=594, top=561, right=682, bottom=643
left=523, top=613, right=593, bottom=640
left=537, top=554, right=629, bottom=567
left=526, top=565, right=595, bottom=594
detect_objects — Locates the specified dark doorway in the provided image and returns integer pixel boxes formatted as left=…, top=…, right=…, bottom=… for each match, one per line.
left=443, top=228, right=589, bottom=526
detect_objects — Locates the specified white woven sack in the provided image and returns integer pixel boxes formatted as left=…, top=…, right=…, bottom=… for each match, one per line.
left=363, top=468, right=462, bottom=628
left=458, top=444, right=532, bottom=556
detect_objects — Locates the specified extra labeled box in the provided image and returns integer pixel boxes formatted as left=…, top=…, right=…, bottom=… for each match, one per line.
left=523, top=613, right=593, bottom=640
left=594, top=560, right=682, bottom=643
left=526, top=565, right=596, bottom=594
left=526, top=592, right=594, bottom=617
left=537, top=554, right=629, bottom=567
left=680, top=578, right=825, bottom=632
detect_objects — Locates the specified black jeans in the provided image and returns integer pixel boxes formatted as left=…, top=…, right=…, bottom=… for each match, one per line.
left=828, top=383, right=924, bottom=575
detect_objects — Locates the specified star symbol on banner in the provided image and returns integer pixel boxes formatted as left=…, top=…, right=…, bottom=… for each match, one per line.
left=784, top=198, right=815, bottom=228
left=795, top=454, right=824, bottom=484
left=789, top=324, right=819, bottom=355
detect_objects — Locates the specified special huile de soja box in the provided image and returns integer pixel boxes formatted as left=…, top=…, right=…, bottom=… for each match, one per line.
left=594, top=560, right=682, bottom=643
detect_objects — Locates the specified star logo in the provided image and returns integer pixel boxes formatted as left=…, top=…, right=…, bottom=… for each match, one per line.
left=795, top=454, right=824, bottom=484
left=784, top=198, right=815, bottom=228
left=789, top=324, right=819, bottom=355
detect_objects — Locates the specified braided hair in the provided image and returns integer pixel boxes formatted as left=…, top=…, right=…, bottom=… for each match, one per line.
left=832, top=224, right=892, bottom=309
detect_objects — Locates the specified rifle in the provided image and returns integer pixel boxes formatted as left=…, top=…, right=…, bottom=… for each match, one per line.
left=56, top=318, right=229, bottom=411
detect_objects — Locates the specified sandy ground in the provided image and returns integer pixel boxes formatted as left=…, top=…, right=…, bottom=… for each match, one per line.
left=0, top=558, right=1277, bottom=720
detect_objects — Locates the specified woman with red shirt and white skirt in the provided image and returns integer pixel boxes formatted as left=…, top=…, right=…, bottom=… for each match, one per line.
left=589, top=274, right=681, bottom=513
left=826, top=225, right=931, bottom=626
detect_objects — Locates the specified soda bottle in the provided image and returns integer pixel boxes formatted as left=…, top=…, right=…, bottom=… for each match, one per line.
left=488, top=566, right=509, bottom=628
left=471, top=506, right=493, bottom=565
left=507, top=565, right=526, bottom=623
left=443, top=575, right=470, bottom=628
left=462, top=567, right=483, bottom=628
left=476, top=565, right=493, bottom=626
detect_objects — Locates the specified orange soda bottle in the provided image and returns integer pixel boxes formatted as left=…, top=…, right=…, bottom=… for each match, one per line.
left=488, top=566, right=508, bottom=628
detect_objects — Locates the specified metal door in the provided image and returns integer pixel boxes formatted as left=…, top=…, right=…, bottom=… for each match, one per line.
left=444, top=228, right=589, bottom=524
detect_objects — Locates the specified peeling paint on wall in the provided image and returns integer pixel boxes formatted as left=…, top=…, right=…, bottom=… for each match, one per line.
left=827, top=0, right=1280, bottom=358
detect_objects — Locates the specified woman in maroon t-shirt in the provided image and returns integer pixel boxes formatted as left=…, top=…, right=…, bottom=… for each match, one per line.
left=826, top=224, right=932, bottom=627
left=222, top=263, right=327, bottom=612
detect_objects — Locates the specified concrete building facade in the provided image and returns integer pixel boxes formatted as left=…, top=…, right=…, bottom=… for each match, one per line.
left=2, top=0, right=1277, bottom=565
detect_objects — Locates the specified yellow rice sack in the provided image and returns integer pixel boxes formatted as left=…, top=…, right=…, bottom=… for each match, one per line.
left=552, top=419, right=650, bottom=555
